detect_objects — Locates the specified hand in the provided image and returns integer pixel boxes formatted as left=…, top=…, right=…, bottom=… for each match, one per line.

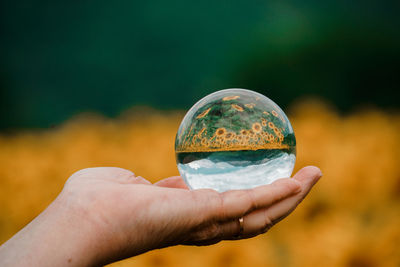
left=0, top=166, right=322, bottom=266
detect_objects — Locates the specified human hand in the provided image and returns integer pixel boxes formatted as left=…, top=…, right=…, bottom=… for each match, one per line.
left=0, top=166, right=322, bottom=266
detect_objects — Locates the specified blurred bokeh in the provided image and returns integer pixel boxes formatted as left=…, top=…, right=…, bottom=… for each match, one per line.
left=0, top=0, right=399, bottom=266
left=1, top=0, right=399, bottom=130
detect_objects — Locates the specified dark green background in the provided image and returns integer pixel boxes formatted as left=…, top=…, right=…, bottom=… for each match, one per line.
left=1, top=0, right=399, bottom=130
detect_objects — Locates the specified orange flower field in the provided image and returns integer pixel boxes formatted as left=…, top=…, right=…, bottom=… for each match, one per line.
left=0, top=100, right=399, bottom=267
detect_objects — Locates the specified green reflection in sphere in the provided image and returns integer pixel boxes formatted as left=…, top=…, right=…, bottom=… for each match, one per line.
left=175, top=88, right=296, bottom=192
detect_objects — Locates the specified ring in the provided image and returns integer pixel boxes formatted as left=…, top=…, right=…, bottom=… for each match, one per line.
left=236, top=217, right=244, bottom=239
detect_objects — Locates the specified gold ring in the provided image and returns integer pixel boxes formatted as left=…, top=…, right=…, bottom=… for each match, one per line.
left=237, top=217, right=244, bottom=238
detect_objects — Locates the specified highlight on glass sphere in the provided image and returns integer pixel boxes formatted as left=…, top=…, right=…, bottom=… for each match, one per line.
left=175, top=88, right=296, bottom=192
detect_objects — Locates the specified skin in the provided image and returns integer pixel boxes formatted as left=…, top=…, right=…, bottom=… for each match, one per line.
left=0, top=166, right=322, bottom=266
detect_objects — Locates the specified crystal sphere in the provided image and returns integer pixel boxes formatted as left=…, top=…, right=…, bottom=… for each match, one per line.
left=175, top=88, right=296, bottom=192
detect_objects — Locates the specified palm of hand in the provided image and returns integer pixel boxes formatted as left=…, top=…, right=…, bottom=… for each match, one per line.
left=60, top=166, right=321, bottom=265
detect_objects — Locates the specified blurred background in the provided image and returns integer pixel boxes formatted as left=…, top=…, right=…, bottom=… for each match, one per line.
left=0, top=0, right=399, bottom=266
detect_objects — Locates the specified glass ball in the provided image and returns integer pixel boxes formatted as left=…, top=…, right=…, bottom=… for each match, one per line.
left=175, top=88, right=296, bottom=192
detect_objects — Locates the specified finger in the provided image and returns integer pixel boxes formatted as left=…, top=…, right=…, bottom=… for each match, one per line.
left=204, top=207, right=282, bottom=243
left=293, top=166, right=322, bottom=192
left=226, top=166, right=323, bottom=239
left=155, top=176, right=189, bottom=189
left=185, top=210, right=272, bottom=245
left=262, top=166, right=323, bottom=224
left=219, top=178, right=301, bottom=219
left=209, top=211, right=273, bottom=241
left=183, top=219, right=239, bottom=246
left=203, top=166, right=323, bottom=242
left=192, top=178, right=301, bottom=224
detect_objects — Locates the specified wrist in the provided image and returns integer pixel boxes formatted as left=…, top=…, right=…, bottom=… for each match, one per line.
left=0, top=190, right=103, bottom=267
left=48, top=193, right=100, bottom=266
left=52, top=187, right=135, bottom=266
left=48, top=188, right=112, bottom=266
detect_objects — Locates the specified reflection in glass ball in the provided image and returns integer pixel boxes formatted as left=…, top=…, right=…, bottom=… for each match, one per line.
left=175, top=88, right=296, bottom=192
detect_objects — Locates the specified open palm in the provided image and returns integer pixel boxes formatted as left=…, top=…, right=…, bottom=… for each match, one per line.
left=62, top=166, right=321, bottom=265
left=0, top=166, right=321, bottom=267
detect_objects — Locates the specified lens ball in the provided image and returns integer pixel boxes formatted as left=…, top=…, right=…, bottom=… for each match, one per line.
left=175, top=88, right=296, bottom=192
